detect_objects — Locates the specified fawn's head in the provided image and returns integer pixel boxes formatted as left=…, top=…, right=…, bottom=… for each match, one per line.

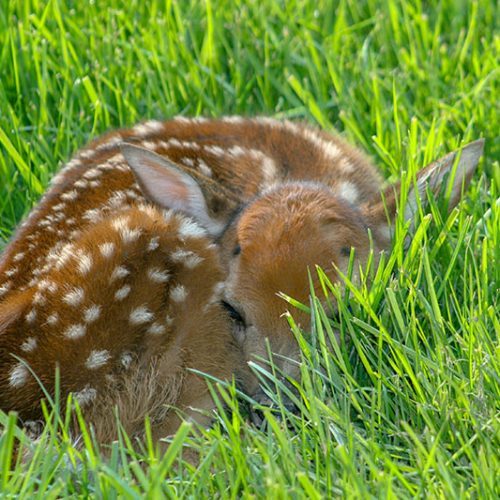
left=121, top=139, right=484, bottom=389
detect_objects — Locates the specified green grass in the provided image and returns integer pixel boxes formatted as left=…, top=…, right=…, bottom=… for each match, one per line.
left=1, top=0, right=499, bottom=497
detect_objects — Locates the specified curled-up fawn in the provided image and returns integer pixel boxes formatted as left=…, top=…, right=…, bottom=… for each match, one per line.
left=0, top=116, right=483, bottom=443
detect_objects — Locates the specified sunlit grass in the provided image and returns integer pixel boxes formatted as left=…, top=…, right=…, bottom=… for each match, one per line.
left=0, top=0, right=499, bottom=497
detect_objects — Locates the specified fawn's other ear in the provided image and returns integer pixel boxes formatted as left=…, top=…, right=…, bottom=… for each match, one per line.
left=365, top=139, right=484, bottom=229
left=401, top=139, right=484, bottom=223
left=120, top=144, right=223, bottom=236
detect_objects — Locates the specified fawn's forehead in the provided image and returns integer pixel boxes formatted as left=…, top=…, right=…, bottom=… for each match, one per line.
left=234, top=183, right=367, bottom=248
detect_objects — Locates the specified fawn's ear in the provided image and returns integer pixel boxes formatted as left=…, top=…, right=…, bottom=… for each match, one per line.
left=365, top=139, right=484, bottom=230
left=120, top=144, right=223, bottom=236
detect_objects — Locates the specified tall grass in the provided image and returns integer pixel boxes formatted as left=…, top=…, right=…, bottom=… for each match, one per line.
left=1, top=0, right=499, bottom=497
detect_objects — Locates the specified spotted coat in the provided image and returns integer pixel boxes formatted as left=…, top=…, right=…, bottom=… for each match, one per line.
left=0, top=116, right=483, bottom=441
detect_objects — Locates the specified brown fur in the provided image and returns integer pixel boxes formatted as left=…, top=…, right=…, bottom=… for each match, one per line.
left=0, top=116, right=483, bottom=443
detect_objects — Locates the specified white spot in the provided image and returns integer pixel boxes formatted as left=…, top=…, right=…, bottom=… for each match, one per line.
left=173, top=116, right=191, bottom=124
left=120, top=352, right=133, bottom=369
left=99, top=242, right=115, bottom=258
left=74, top=179, right=88, bottom=189
left=68, top=229, right=82, bottom=239
left=64, top=324, right=86, bottom=339
left=147, top=268, right=170, bottom=283
left=21, top=337, right=38, bottom=352
left=160, top=210, right=174, bottom=225
left=260, top=157, right=277, bottom=186
left=114, top=285, right=131, bottom=301
left=80, top=149, right=96, bottom=159
left=170, top=249, right=203, bottom=269
left=83, top=168, right=102, bottom=179
left=147, top=236, right=160, bottom=252
left=27, top=277, right=38, bottom=287
left=73, top=386, right=97, bottom=406
left=129, top=306, right=154, bottom=325
left=222, top=115, right=245, bottom=124
left=147, top=322, right=166, bottom=335
left=125, top=189, right=140, bottom=199
left=137, top=204, right=158, bottom=219
left=181, top=157, right=194, bottom=167
left=133, top=120, right=164, bottom=137
left=83, top=305, right=101, bottom=323
left=52, top=202, right=66, bottom=211
left=110, top=266, right=129, bottom=282
left=25, top=309, right=37, bottom=323
left=60, top=190, right=79, bottom=201
left=160, top=139, right=201, bottom=151
left=163, top=138, right=181, bottom=148
left=4, top=268, right=18, bottom=278
left=83, top=208, right=103, bottom=223
left=178, top=218, right=206, bottom=239
left=32, top=291, right=46, bottom=306
left=337, top=181, right=359, bottom=203
left=204, top=145, right=225, bottom=157
left=13, top=252, right=25, bottom=262
left=227, top=145, right=247, bottom=157
left=165, top=315, right=174, bottom=326
left=54, top=243, right=75, bottom=269
left=77, top=253, right=93, bottom=275
left=0, top=281, right=12, bottom=297
left=9, top=363, right=29, bottom=388
left=89, top=180, right=101, bottom=188
left=85, top=349, right=111, bottom=370
left=96, top=135, right=123, bottom=151
left=141, top=141, right=158, bottom=150
left=283, top=121, right=344, bottom=164
left=111, top=217, right=141, bottom=243
left=111, top=216, right=129, bottom=231
left=255, top=117, right=279, bottom=128
left=198, top=159, right=212, bottom=177
left=170, top=284, right=187, bottom=302
left=339, top=158, right=354, bottom=173
left=38, top=219, right=52, bottom=228
left=46, top=313, right=59, bottom=325
left=107, top=191, right=128, bottom=209
left=63, top=287, right=85, bottom=307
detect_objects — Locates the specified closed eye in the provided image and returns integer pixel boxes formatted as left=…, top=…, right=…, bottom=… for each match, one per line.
left=221, top=300, right=246, bottom=327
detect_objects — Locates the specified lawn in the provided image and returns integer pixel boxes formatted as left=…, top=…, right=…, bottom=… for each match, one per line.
left=0, top=0, right=499, bottom=497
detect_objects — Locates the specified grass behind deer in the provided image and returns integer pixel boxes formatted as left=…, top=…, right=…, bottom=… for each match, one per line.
left=1, top=0, right=499, bottom=497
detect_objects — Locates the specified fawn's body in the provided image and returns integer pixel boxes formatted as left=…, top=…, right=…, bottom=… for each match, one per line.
left=0, top=116, right=483, bottom=442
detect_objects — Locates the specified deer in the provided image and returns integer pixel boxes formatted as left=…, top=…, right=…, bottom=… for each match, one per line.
left=0, top=116, right=484, bottom=445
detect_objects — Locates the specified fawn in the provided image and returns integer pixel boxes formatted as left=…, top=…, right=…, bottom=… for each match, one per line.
left=0, top=116, right=483, bottom=443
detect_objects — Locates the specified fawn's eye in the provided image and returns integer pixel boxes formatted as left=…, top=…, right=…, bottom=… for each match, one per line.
left=221, top=300, right=246, bottom=326
left=340, top=246, right=352, bottom=257
left=232, top=244, right=241, bottom=256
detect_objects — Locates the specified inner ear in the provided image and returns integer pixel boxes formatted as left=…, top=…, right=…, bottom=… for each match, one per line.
left=120, top=144, right=224, bottom=236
